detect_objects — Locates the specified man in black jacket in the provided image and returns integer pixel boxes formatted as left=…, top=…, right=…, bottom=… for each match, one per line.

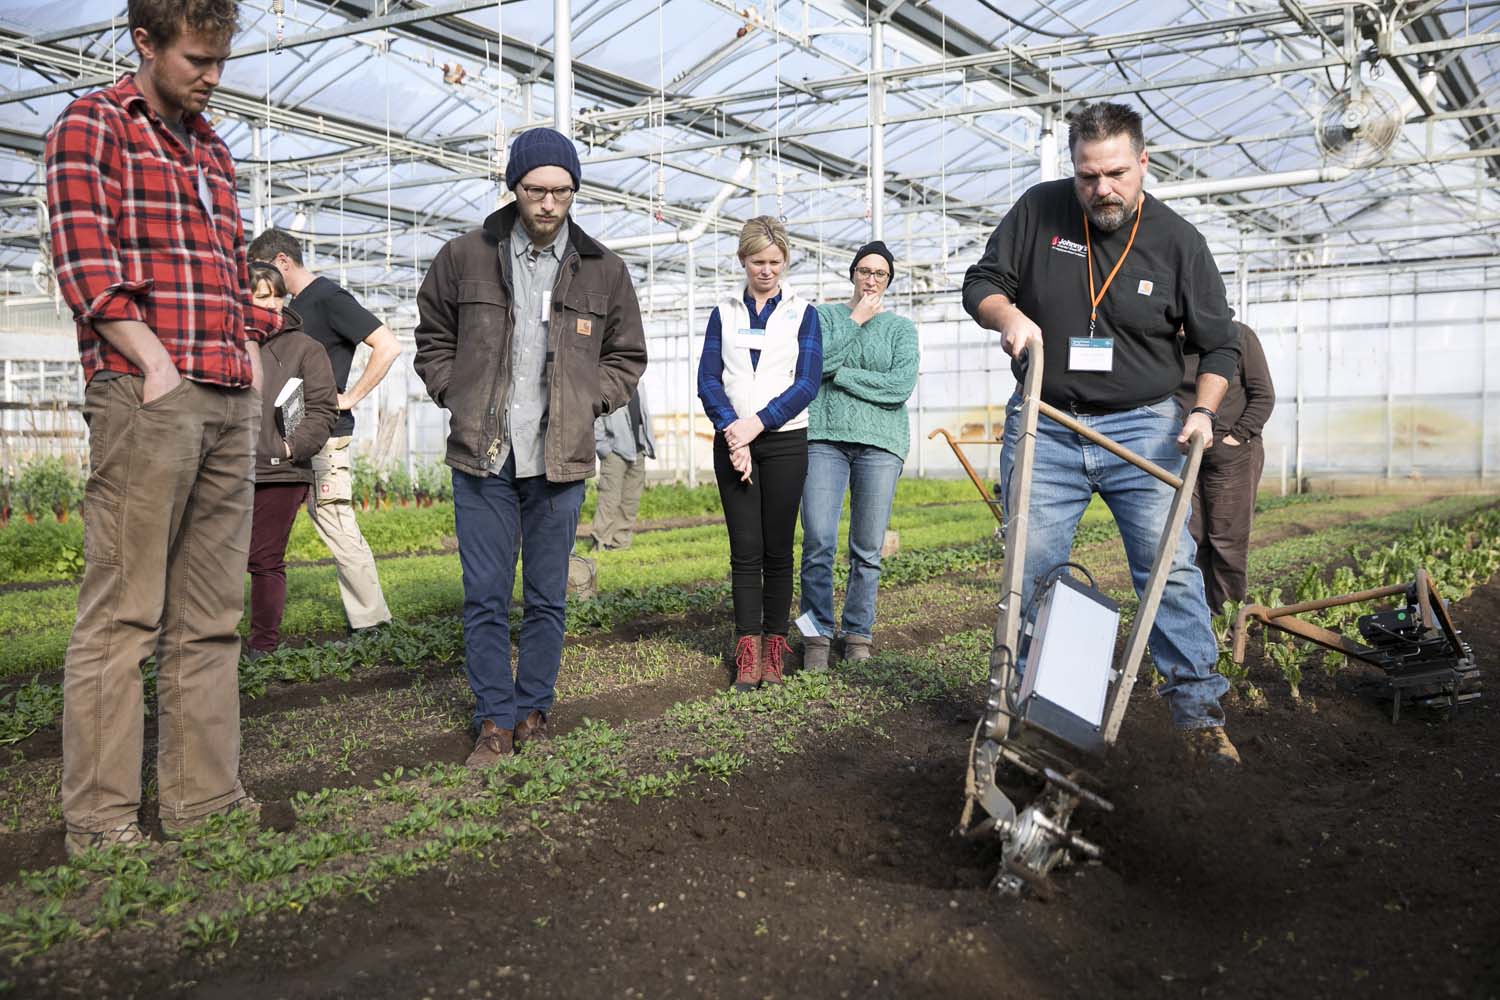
left=414, top=127, right=646, bottom=767
left=963, top=102, right=1242, bottom=765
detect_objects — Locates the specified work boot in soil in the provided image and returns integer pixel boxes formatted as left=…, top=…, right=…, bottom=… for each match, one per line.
left=802, top=635, right=832, bottom=672
left=1181, top=726, right=1242, bottom=767
left=732, top=634, right=761, bottom=692
left=465, top=720, right=514, bottom=767
left=65, top=820, right=148, bottom=859
left=514, top=710, right=549, bottom=751
left=161, top=795, right=262, bottom=839
left=842, top=635, right=873, bottom=663
left=762, top=634, right=791, bottom=685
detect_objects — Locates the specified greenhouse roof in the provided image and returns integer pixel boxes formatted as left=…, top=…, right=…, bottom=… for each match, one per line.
left=0, top=0, right=1496, bottom=309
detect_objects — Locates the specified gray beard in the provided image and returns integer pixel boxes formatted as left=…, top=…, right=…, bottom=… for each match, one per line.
left=1086, top=198, right=1137, bottom=233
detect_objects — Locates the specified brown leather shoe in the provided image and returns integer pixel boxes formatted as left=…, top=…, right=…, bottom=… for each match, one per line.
left=513, top=709, right=549, bottom=749
left=465, top=720, right=514, bottom=768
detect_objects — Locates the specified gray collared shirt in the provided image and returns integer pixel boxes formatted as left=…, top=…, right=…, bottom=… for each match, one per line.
left=493, top=217, right=568, bottom=478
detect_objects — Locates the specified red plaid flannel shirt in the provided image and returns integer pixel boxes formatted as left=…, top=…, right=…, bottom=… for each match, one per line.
left=45, top=74, right=276, bottom=388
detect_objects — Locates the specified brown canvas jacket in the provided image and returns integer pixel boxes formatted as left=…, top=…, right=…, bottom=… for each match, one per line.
left=256, top=307, right=339, bottom=485
left=412, top=203, right=647, bottom=481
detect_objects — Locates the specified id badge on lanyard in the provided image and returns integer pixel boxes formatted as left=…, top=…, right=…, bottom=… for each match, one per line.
left=1068, top=336, right=1115, bottom=372
left=1072, top=195, right=1144, bottom=374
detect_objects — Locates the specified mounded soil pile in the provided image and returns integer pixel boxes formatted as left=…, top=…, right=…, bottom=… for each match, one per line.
left=54, top=577, right=1499, bottom=999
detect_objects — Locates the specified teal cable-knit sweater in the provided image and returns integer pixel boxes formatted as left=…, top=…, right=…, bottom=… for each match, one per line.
left=808, top=303, right=920, bottom=458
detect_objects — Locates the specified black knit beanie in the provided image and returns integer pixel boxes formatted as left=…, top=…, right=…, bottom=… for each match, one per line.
left=505, top=127, right=582, bottom=192
left=849, top=240, right=896, bottom=284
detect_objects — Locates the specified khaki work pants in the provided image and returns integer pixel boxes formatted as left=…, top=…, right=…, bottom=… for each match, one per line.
left=306, top=436, right=390, bottom=629
left=591, top=452, right=647, bottom=549
left=63, top=377, right=255, bottom=833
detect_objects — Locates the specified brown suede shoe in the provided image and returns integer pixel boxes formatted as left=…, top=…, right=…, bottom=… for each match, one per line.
left=465, top=720, right=514, bottom=768
left=514, top=709, right=549, bottom=750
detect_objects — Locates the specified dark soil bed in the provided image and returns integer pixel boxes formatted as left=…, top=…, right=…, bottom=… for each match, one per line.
left=28, top=574, right=1497, bottom=999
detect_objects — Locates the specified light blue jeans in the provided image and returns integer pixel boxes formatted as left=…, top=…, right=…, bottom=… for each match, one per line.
left=798, top=441, right=905, bottom=641
left=999, top=394, right=1229, bottom=730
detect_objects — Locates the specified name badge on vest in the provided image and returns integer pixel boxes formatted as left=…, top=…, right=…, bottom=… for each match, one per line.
left=1068, top=336, right=1114, bottom=372
left=731, top=326, right=766, bottom=350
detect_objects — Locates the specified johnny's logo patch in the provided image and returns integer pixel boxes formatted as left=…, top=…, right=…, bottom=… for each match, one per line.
left=1137, top=279, right=1154, bottom=296
left=1050, top=235, right=1087, bottom=258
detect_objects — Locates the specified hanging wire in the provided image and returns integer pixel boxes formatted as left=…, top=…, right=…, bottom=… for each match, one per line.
left=772, top=0, right=785, bottom=222
left=863, top=0, right=872, bottom=224
left=271, top=0, right=286, bottom=51
left=655, top=0, right=667, bottom=224
left=383, top=36, right=393, bottom=274
left=338, top=155, right=347, bottom=287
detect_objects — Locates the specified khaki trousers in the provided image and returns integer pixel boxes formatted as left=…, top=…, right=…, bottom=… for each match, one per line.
left=591, top=452, right=647, bottom=549
left=63, top=377, right=255, bottom=832
left=306, top=436, right=390, bottom=629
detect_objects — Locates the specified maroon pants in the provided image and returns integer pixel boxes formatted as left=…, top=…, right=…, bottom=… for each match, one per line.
left=249, top=482, right=309, bottom=651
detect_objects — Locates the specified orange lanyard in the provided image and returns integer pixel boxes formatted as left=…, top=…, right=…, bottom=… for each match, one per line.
left=1083, top=194, right=1144, bottom=336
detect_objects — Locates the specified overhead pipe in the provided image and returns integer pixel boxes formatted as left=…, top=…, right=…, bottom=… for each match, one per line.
left=609, top=154, right=755, bottom=250
left=1151, top=166, right=1353, bottom=200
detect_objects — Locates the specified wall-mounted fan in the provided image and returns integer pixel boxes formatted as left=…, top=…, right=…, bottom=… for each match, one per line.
left=1315, top=83, right=1403, bottom=168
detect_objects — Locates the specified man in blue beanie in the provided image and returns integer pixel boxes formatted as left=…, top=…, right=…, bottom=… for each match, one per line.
left=415, top=128, right=647, bottom=766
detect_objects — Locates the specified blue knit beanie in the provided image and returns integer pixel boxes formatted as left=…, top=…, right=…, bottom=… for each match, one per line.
left=505, top=128, right=582, bottom=192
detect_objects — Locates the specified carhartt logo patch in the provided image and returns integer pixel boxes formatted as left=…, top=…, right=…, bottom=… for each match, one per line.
left=1137, top=279, right=1154, bottom=296
left=576, top=318, right=593, bottom=336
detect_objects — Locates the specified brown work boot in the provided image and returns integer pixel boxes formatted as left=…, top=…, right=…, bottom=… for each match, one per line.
left=1181, top=726, right=1242, bottom=767
left=731, top=634, right=761, bottom=692
left=762, top=634, right=790, bottom=684
left=514, top=710, right=549, bottom=750
left=65, top=820, right=148, bottom=859
left=160, top=795, right=261, bottom=839
left=801, top=635, right=831, bottom=672
left=466, top=720, right=514, bottom=767
left=842, top=635, right=873, bottom=662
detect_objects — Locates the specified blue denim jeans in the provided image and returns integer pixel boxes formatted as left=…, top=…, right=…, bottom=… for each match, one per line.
left=453, top=456, right=585, bottom=730
left=799, top=441, right=905, bottom=641
left=1000, top=394, right=1228, bottom=730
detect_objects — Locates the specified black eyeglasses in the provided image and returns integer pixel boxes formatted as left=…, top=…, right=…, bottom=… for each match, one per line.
left=854, top=267, right=890, bottom=282
left=518, top=184, right=576, bottom=204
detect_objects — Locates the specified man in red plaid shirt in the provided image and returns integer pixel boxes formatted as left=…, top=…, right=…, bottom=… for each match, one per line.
left=47, top=0, right=270, bottom=857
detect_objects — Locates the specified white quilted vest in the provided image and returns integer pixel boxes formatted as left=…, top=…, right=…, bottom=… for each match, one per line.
left=714, top=283, right=810, bottom=432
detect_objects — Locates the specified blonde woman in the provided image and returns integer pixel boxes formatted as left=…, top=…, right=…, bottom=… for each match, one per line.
left=697, top=217, right=823, bottom=691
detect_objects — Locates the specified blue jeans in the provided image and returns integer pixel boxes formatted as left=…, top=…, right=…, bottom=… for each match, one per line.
left=799, top=441, right=905, bottom=641
left=999, top=395, right=1228, bottom=730
left=452, top=456, right=585, bottom=730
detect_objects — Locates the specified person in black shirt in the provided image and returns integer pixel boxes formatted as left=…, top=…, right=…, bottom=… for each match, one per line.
left=963, top=102, right=1242, bottom=766
left=249, top=229, right=399, bottom=633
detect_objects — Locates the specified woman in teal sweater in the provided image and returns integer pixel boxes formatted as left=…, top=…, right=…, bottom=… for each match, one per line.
left=798, top=242, right=920, bottom=669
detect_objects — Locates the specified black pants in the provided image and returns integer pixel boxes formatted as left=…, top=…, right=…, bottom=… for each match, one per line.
left=714, top=428, right=809, bottom=639
left=1189, top=436, right=1264, bottom=612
